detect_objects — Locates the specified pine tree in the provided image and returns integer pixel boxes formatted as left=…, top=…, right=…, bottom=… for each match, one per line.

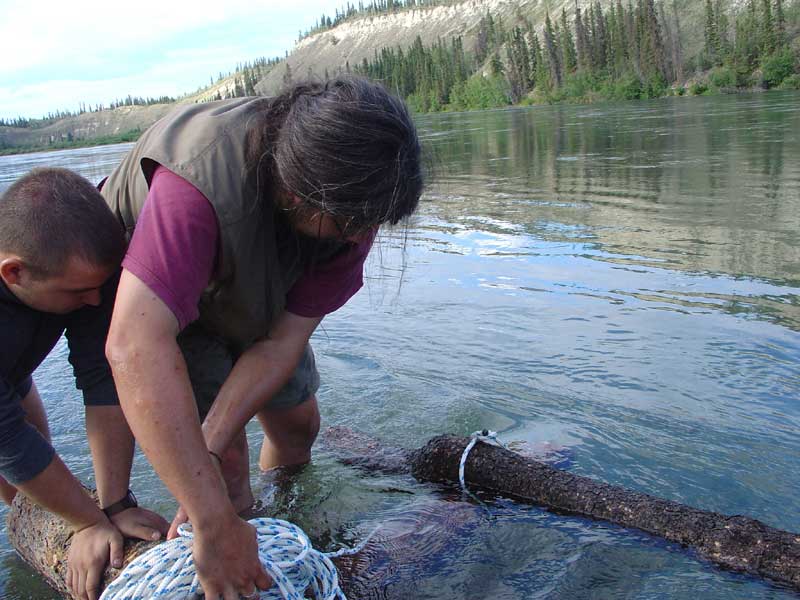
left=671, top=0, right=684, bottom=81
left=506, top=27, right=532, bottom=101
left=244, top=71, right=256, bottom=96
left=775, top=0, right=786, bottom=45
left=475, top=14, right=490, bottom=63
left=282, top=63, right=293, bottom=87
left=560, top=8, right=578, bottom=74
left=761, top=0, right=776, bottom=53
left=594, top=2, right=609, bottom=73
left=645, top=0, right=668, bottom=79
left=233, top=77, right=245, bottom=97
left=704, top=0, right=719, bottom=64
left=528, top=30, right=542, bottom=80
left=658, top=1, right=676, bottom=82
left=543, top=13, right=563, bottom=86
left=732, top=0, right=760, bottom=72
left=490, top=52, right=504, bottom=76
left=486, top=11, right=497, bottom=49
left=575, top=5, right=590, bottom=72
left=606, top=2, right=625, bottom=76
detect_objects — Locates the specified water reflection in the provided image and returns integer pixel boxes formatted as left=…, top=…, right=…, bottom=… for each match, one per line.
left=0, top=93, right=799, bottom=599
left=414, top=93, right=800, bottom=330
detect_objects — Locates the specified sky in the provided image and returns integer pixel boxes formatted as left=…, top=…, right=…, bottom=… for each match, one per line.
left=0, top=0, right=348, bottom=120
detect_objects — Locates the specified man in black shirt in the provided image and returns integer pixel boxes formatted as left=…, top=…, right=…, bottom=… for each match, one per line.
left=0, top=168, right=167, bottom=600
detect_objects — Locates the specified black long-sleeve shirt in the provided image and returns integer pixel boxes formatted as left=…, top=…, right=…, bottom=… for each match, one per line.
left=0, top=273, right=119, bottom=484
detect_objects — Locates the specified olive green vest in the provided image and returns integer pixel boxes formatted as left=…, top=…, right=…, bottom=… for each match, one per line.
left=101, top=98, right=318, bottom=352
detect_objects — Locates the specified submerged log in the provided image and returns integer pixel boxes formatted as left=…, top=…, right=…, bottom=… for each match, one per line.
left=408, top=434, right=800, bottom=592
left=321, top=427, right=800, bottom=592
left=7, top=429, right=800, bottom=596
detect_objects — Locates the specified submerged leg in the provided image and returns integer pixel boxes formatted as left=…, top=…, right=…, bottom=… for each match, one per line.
left=256, top=395, right=320, bottom=471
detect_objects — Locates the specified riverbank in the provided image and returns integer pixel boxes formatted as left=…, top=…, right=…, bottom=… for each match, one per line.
left=0, top=128, right=143, bottom=157
left=2, top=83, right=799, bottom=158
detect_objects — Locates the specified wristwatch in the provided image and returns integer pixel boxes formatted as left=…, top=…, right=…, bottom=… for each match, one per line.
left=102, top=489, right=138, bottom=517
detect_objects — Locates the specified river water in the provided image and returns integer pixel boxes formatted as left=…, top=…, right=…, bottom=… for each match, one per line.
left=0, top=92, right=798, bottom=599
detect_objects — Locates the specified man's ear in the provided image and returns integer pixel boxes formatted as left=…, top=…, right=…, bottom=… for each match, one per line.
left=0, top=257, right=25, bottom=286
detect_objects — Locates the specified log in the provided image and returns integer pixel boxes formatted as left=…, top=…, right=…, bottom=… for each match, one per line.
left=7, top=430, right=800, bottom=596
left=408, top=434, right=800, bottom=592
left=5, top=490, right=157, bottom=598
left=4, top=471, right=407, bottom=599
left=321, top=427, right=800, bottom=592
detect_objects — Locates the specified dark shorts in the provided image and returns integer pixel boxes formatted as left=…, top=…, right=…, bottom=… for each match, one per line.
left=176, top=325, right=320, bottom=419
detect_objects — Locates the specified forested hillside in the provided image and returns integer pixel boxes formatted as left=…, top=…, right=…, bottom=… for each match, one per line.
left=280, top=0, right=800, bottom=110
left=1, top=0, right=797, bottom=153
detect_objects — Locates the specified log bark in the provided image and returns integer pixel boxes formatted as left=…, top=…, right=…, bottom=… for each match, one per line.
left=5, top=490, right=157, bottom=598
left=409, top=434, right=800, bottom=592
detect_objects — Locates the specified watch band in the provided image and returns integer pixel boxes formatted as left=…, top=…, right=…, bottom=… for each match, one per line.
left=102, top=489, right=138, bottom=518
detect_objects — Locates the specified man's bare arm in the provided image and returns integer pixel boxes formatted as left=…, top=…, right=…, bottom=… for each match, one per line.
left=105, top=269, right=269, bottom=599
left=85, top=406, right=133, bottom=508
left=201, top=311, right=322, bottom=457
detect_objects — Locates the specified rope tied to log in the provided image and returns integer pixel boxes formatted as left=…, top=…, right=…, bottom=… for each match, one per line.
left=459, top=430, right=508, bottom=503
left=100, top=517, right=376, bottom=600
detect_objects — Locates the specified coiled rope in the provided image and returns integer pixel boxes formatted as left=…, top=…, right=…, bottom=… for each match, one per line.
left=100, top=518, right=375, bottom=600
left=101, top=430, right=499, bottom=599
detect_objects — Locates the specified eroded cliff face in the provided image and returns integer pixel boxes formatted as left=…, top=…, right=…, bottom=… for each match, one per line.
left=256, top=0, right=537, bottom=94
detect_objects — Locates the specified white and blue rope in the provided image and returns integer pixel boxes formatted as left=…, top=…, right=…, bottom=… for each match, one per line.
left=100, top=518, right=375, bottom=600
left=100, top=429, right=502, bottom=599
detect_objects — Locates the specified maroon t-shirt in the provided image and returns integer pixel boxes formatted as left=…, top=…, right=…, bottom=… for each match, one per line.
left=123, top=166, right=375, bottom=331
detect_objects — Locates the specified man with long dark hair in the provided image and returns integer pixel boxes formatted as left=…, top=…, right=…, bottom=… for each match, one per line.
left=102, top=77, right=423, bottom=599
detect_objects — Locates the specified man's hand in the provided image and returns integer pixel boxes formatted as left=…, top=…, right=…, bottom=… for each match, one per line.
left=110, top=507, right=169, bottom=542
left=66, top=518, right=123, bottom=600
left=194, top=514, right=272, bottom=600
left=167, top=504, right=189, bottom=540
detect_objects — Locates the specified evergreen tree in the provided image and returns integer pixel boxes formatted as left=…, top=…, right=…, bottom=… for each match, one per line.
left=560, top=9, right=578, bottom=74
left=475, top=14, right=490, bottom=63
left=658, top=1, right=676, bottom=82
left=233, top=77, right=245, bottom=98
left=731, top=0, right=761, bottom=75
left=775, top=0, right=786, bottom=44
left=643, top=0, right=668, bottom=80
left=283, top=63, right=293, bottom=87
left=607, top=2, right=623, bottom=75
left=486, top=10, right=497, bottom=48
left=244, top=71, right=256, bottom=96
left=575, top=6, right=590, bottom=71
left=761, top=0, right=776, bottom=53
left=490, top=52, right=505, bottom=76
left=671, top=0, right=684, bottom=81
left=506, top=27, right=532, bottom=101
left=543, top=13, right=563, bottom=86
left=593, top=2, right=609, bottom=73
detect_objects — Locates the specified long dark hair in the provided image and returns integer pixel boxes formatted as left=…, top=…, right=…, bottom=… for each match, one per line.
left=246, top=76, right=424, bottom=232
